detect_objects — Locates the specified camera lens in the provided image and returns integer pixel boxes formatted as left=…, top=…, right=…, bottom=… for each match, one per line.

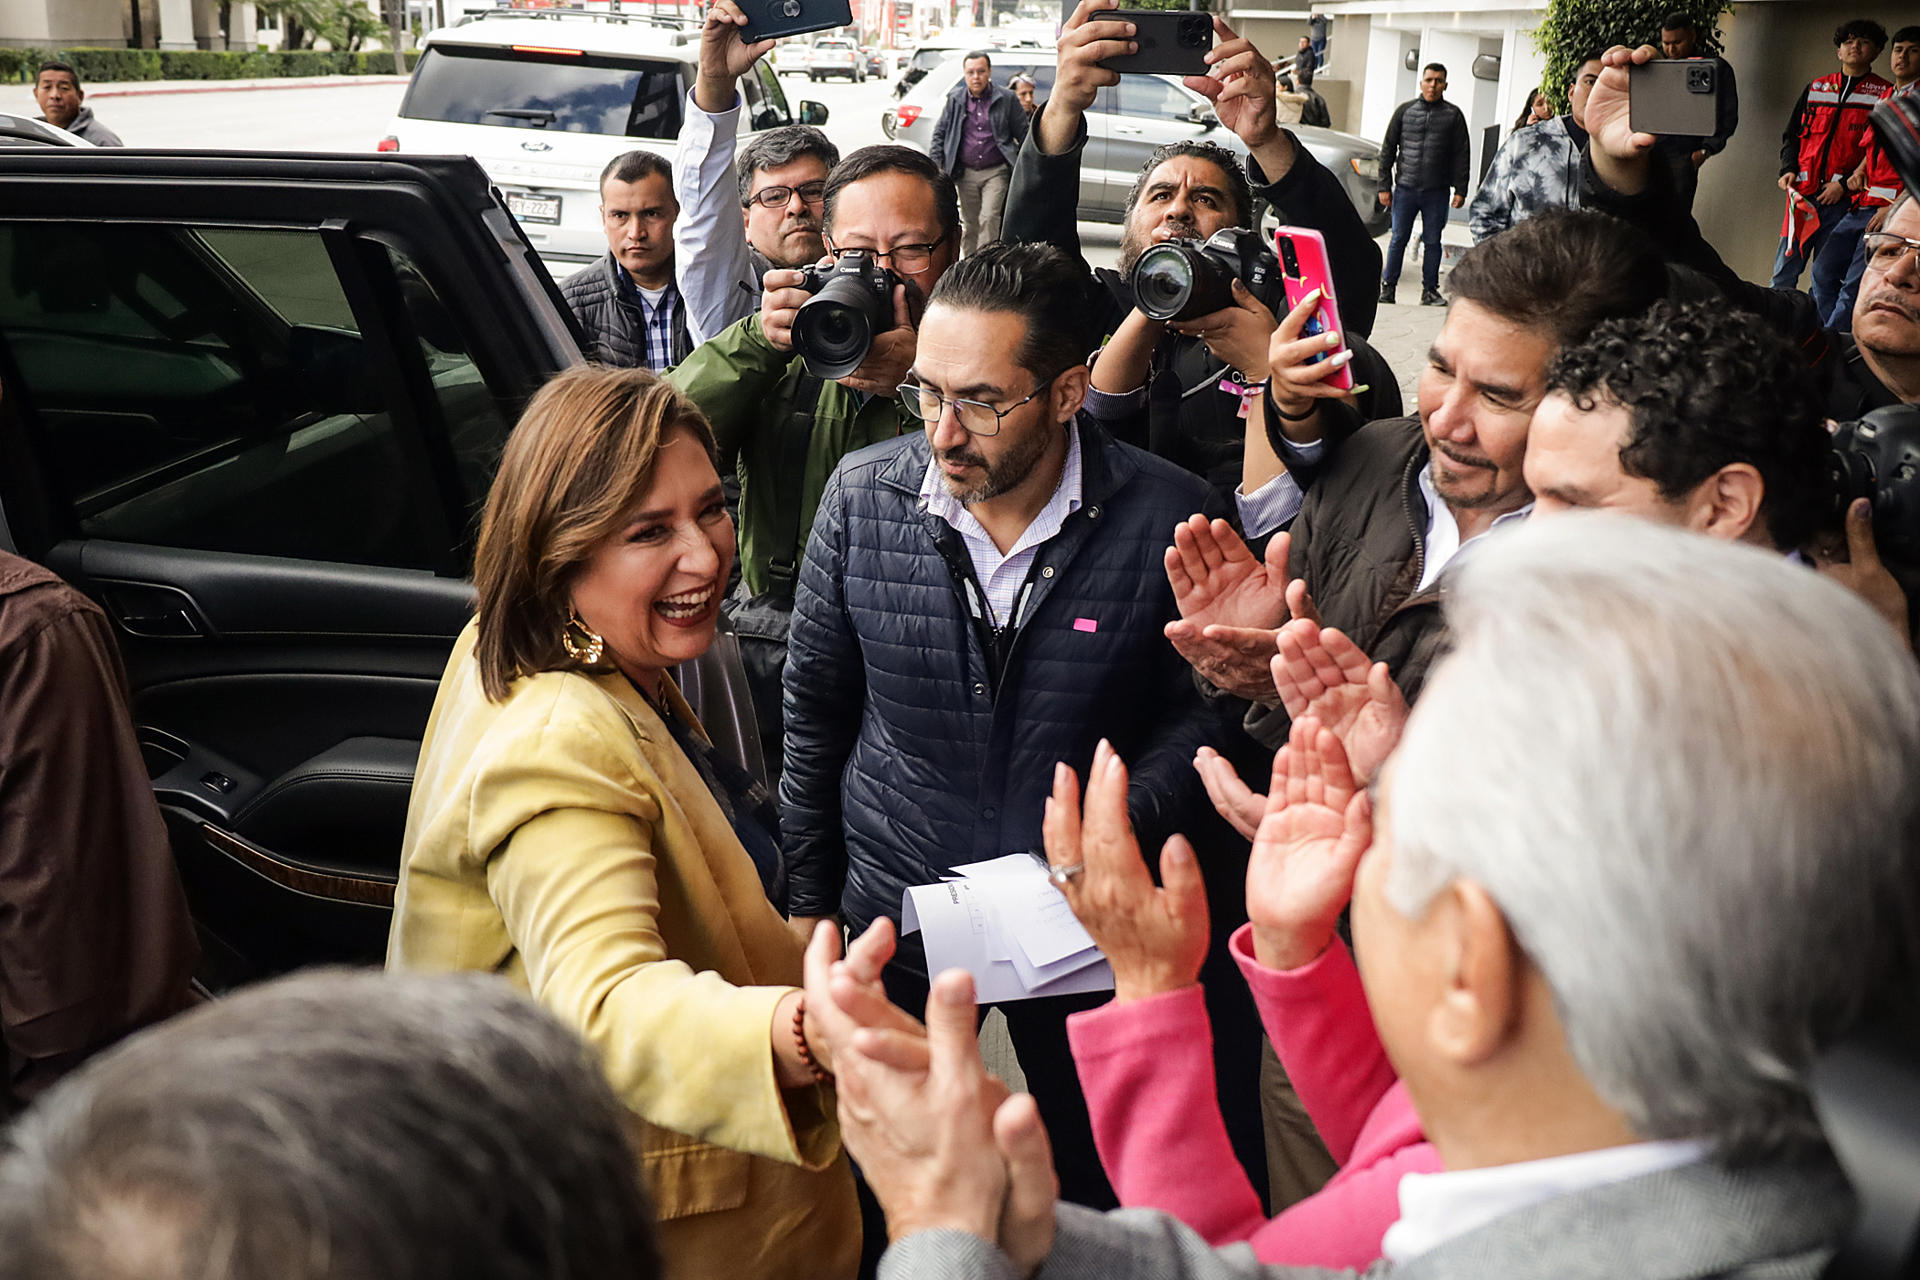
left=1134, top=244, right=1200, bottom=321
left=793, top=300, right=874, bottom=378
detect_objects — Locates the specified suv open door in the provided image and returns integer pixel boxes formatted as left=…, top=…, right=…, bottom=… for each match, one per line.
left=0, top=151, right=587, bottom=986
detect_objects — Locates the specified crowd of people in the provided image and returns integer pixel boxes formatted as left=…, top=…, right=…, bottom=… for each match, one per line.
left=7, top=5, right=1920, bottom=1280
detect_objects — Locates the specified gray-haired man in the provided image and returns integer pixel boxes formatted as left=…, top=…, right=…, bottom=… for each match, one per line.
left=0, top=970, right=659, bottom=1280
left=823, top=513, right=1920, bottom=1280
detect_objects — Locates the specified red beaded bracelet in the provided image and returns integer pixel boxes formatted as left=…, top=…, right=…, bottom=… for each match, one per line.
left=792, top=995, right=831, bottom=1084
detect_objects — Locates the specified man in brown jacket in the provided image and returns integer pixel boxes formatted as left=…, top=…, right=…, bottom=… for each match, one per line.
left=0, top=550, right=197, bottom=1111
left=1166, top=210, right=1668, bottom=748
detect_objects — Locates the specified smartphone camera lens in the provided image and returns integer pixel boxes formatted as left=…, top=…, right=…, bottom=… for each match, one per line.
left=1178, top=15, right=1209, bottom=47
left=1276, top=236, right=1300, bottom=277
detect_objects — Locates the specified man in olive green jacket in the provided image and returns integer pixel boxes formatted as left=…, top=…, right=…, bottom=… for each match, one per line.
left=667, top=144, right=960, bottom=778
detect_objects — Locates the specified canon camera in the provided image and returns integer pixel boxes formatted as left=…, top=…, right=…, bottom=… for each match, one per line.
left=791, top=251, right=901, bottom=380
left=1831, top=404, right=1920, bottom=569
left=1131, top=227, right=1285, bottom=323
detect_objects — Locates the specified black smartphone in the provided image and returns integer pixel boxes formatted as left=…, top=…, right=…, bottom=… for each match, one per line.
left=1628, top=58, right=1724, bottom=137
left=738, top=0, right=854, bottom=46
left=1099, top=9, right=1213, bottom=78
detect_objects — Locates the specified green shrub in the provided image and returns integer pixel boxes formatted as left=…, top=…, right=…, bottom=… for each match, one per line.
left=0, top=47, right=52, bottom=84
left=158, top=49, right=257, bottom=79
left=1533, top=0, right=1731, bottom=112
left=57, top=46, right=162, bottom=83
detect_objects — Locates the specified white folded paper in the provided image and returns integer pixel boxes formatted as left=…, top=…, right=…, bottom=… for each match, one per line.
left=900, top=854, right=1114, bottom=1004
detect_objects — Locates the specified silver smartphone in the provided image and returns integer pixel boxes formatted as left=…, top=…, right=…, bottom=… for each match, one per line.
left=1628, top=59, right=1724, bottom=137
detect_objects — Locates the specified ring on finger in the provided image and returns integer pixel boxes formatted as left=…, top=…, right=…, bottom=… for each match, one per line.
left=1048, top=863, right=1085, bottom=887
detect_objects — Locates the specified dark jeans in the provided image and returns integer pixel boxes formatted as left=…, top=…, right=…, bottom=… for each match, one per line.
left=1383, top=183, right=1449, bottom=293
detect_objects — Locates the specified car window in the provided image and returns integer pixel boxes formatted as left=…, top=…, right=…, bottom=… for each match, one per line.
left=1117, top=75, right=1194, bottom=119
left=401, top=43, right=685, bottom=139
left=0, top=222, right=460, bottom=571
left=750, top=61, right=791, bottom=129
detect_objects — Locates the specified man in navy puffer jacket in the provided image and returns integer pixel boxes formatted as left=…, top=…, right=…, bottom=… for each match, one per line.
left=781, top=242, right=1226, bottom=1208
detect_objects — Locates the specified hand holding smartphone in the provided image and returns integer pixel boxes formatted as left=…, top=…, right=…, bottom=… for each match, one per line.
left=1272, top=226, right=1353, bottom=393
left=1628, top=58, right=1725, bottom=137
left=1096, top=8, right=1213, bottom=77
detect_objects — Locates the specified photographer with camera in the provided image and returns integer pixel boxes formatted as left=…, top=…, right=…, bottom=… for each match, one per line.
left=1002, top=0, right=1394, bottom=515
left=671, top=0, right=841, bottom=345
left=666, top=145, right=955, bottom=782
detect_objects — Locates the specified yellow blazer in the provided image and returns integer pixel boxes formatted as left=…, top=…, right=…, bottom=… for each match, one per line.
left=388, top=622, right=859, bottom=1280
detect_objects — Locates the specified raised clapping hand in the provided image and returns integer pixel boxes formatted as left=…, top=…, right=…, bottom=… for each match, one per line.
left=806, top=923, right=1059, bottom=1269
left=1245, top=716, right=1374, bottom=972
left=1194, top=620, right=1404, bottom=839
left=1041, top=743, right=1210, bottom=1004
left=1164, top=515, right=1322, bottom=702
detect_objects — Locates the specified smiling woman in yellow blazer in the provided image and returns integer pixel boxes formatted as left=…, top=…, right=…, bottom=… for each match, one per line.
left=387, top=365, right=859, bottom=1280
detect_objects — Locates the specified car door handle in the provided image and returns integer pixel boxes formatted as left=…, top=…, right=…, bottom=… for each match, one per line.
left=1113, top=124, right=1143, bottom=134
left=101, top=582, right=208, bottom=638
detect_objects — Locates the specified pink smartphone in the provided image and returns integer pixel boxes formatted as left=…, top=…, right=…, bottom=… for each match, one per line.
left=1272, top=225, right=1354, bottom=392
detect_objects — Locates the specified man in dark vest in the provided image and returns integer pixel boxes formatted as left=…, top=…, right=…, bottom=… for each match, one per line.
left=561, top=150, right=691, bottom=370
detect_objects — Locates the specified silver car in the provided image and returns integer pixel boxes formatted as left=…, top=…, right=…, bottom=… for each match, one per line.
left=884, top=50, right=1388, bottom=235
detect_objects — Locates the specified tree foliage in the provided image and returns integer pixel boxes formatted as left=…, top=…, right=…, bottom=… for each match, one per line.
left=1533, top=0, right=1732, bottom=112
left=256, top=0, right=384, bottom=51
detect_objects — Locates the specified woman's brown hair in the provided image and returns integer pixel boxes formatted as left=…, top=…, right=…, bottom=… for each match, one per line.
left=471, top=365, right=718, bottom=701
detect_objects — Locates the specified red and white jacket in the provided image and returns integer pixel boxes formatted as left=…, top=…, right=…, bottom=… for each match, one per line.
left=1855, top=79, right=1918, bottom=208
left=1780, top=69, right=1894, bottom=198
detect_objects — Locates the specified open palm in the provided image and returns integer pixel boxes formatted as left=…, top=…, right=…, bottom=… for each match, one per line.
left=1272, top=621, right=1408, bottom=784
left=1246, top=717, right=1373, bottom=970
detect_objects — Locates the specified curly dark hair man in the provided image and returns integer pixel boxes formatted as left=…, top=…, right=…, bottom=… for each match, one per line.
left=1528, top=300, right=1831, bottom=552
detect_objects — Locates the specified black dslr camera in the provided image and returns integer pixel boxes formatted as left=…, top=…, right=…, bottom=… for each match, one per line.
left=791, top=251, right=901, bottom=380
left=1130, top=227, right=1285, bottom=323
left=1831, top=405, right=1920, bottom=568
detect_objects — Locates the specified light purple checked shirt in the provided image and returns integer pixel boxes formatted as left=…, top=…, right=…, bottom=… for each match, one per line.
left=919, top=424, right=1084, bottom=627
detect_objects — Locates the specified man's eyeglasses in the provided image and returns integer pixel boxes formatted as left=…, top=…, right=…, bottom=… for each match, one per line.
left=746, top=180, right=827, bottom=209
left=1863, top=231, right=1920, bottom=272
left=896, top=371, right=1061, bottom=437
left=827, top=237, right=948, bottom=276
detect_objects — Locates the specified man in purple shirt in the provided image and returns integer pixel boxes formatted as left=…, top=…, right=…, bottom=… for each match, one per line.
left=930, top=51, right=1026, bottom=253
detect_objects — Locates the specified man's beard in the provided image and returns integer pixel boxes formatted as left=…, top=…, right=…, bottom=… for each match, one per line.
left=1118, top=212, right=1202, bottom=275
left=938, top=422, right=1057, bottom=504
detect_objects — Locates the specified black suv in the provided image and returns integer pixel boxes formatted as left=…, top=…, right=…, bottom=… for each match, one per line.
left=0, top=143, right=754, bottom=989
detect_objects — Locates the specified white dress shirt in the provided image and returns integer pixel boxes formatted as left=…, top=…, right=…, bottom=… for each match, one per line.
left=672, top=89, right=756, bottom=346
left=1382, top=1139, right=1708, bottom=1262
left=919, top=425, right=1083, bottom=627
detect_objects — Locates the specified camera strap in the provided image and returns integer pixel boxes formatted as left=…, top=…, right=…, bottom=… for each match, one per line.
left=764, top=370, right=826, bottom=599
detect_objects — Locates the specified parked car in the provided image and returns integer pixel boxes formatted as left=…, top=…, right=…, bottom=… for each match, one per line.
left=380, top=8, right=827, bottom=276
left=0, top=135, right=760, bottom=989
left=0, top=115, right=90, bottom=148
left=773, top=38, right=812, bottom=76
left=892, top=33, right=991, bottom=98
left=808, top=36, right=864, bottom=81
left=886, top=50, right=1388, bottom=235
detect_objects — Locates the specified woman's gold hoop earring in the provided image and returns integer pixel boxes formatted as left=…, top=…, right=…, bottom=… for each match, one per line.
left=561, top=608, right=605, bottom=665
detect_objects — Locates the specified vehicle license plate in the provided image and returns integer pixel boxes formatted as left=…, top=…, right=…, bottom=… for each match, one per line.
left=507, top=192, right=561, bottom=224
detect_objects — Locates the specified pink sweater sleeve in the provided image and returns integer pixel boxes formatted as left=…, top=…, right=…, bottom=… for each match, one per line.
left=1067, top=985, right=1271, bottom=1245
left=1231, top=924, right=1397, bottom=1163
left=1066, top=974, right=1441, bottom=1270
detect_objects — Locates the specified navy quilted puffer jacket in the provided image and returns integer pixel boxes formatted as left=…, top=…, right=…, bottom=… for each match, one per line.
left=780, top=422, right=1228, bottom=962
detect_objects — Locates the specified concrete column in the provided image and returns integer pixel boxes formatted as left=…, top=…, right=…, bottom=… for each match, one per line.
left=155, top=0, right=197, bottom=49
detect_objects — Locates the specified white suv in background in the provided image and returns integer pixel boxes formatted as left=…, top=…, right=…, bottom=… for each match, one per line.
left=381, top=9, right=826, bottom=276
left=808, top=37, right=864, bottom=82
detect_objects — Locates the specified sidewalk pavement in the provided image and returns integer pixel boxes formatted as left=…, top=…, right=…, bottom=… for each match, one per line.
left=0, top=72, right=408, bottom=115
